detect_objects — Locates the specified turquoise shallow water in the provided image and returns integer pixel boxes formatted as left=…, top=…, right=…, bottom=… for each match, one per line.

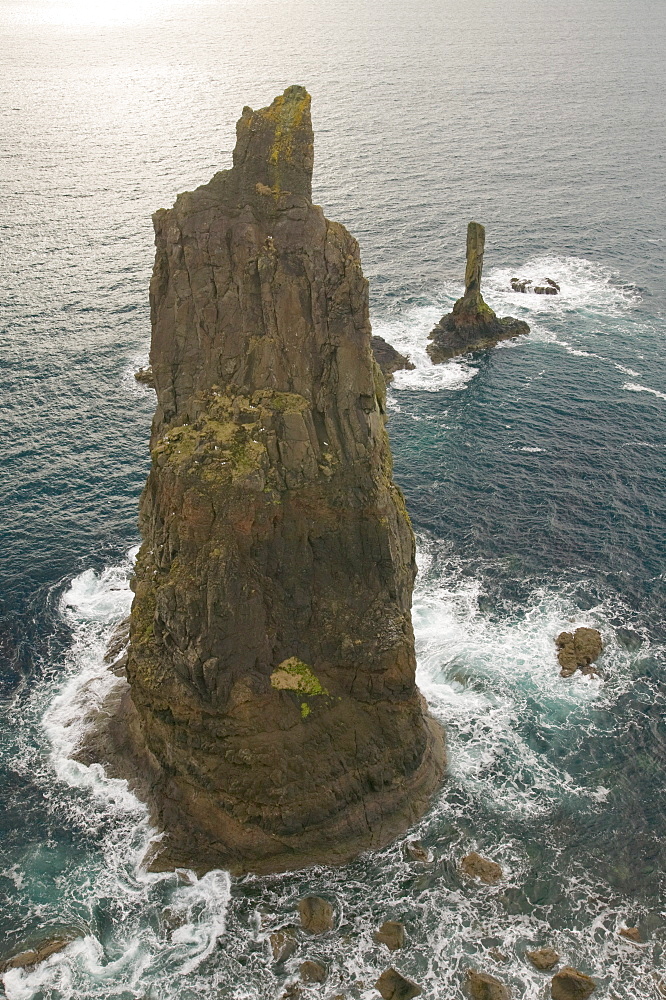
left=1, top=0, right=665, bottom=997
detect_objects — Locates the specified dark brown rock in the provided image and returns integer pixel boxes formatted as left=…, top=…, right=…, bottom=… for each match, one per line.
left=460, top=851, right=503, bottom=885
left=427, top=223, right=529, bottom=362
left=551, top=967, right=596, bottom=1000
left=89, top=86, right=444, bottom=876
left=299, top=896, right=334, bottom=935
left=556, top=628, right=603, bottom=677
left=510, top=277, right=559, bottom=294
left=466, top=969, right=511, bottom=1000
left=374, top=920, right=406, bottom=951
left=371, top=336, right=415, bottom=381
left=134, top=366, right=156, bottom=388
left=300, top=960, right=327, bottom=982
left=526, top=947, right=560, bottom=971
left=270, top=928, right=298, bottom=963
left=375, top=968, right=422, bottom=1000
left=619, top=926, right=642, bottom=942
left=0, top=933, right=80, bottom=973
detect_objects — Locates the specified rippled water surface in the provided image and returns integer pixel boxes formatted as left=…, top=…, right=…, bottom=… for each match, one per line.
left=1, top=0, right=665, bottom=997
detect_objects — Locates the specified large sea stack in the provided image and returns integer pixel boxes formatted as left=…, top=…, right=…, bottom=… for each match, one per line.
left=120, top=86, right=444, bottom=875
left=427, top=222, right=529, bottom=362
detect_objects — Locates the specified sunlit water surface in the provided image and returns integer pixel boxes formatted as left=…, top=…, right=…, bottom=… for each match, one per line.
left=1, top=0, right=665, bottom=997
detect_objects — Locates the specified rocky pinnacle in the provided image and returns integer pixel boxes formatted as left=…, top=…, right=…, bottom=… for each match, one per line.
left=463, top=221, right=485, bottom=309
left=427, top=221, right=529, bottom=363
left=118, top=86, right=444, bottom=875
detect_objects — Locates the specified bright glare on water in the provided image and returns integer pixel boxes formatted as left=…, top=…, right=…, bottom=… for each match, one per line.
left=1, top=0, right=665, bottom=997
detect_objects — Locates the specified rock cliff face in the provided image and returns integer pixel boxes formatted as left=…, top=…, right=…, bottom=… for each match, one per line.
left=125, top=86, right=444, bottom=875
left=427, top=222, right=529, bottom=362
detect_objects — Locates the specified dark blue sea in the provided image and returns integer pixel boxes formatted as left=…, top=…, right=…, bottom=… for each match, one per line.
left=1, top=0, right=665, bottom=997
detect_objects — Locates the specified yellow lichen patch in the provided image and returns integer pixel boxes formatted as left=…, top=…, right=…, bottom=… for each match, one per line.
left=270, top=657, right=329, bottom=696
left=266, top=90, right=309, bottom=162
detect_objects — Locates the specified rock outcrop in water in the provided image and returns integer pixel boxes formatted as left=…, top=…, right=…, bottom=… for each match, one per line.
left=551, top=967, right=596, bottom=1000
left=511, top=277, right=560, bottom=294
left=427, top=222, right=529, bottom=362
left=371, top=336, right=415, bottom=381
left=556, top=627, right=603, bottom=677
left=110, top=86, right=444, bottom=875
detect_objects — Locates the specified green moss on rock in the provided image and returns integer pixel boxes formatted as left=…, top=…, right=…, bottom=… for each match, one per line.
left=270, top=657, right=329, bottom=696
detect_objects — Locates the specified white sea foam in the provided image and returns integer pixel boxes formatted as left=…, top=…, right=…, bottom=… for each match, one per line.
left=372, top=303, right=479, bottom=393
left=121, top=346, right=152, bottom=397
left=4, top=551, right=232, bottom=1000
left=623, top=382, right=666, bottom=401
left=411, top=552, right=611, bottom=821
left=370, top=256, right=641, bottom=400
left=484, top=255, right=640, bottom=318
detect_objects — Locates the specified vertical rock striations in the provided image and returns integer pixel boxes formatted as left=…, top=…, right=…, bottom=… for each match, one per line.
left=126, top=86, right=444, bottom=875
left=427, top=222, right=529, bottom=362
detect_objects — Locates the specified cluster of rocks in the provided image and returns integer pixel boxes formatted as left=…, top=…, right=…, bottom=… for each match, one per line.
left=466, top=965, right=597, bottom=999
left=510, top=277, right=560, bottom=295
left=270, top=884, right=603, bottom=1000
left=2, top=887, right=644, bottom=995
left=556, top=627, right=603, bottom=677
left=427, top=223, right=529, bottom=363
left=272, top=895, right=415, bottom=998
left=267, top=854, right=634, bottom=1000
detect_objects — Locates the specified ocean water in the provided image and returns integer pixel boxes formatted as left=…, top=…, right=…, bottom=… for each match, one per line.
left=1, top=0, right=665, bottom=997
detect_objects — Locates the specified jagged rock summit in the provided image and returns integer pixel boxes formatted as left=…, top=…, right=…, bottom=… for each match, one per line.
left=427, top=222, right=529, bottom=362
left=107, top=86, right=444, bottom=875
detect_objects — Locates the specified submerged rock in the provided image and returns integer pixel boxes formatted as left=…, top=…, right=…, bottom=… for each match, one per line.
left=270, top=928, right=298, bottom=963
left=551, top=967, right=596, bottom=1000
left=460, top=851, right=503, bottom=885
left=280, top=986, right=303, bottom=1000
left=427, top=223, right=529, bottom=362
left=556, top=628, right=603, bottom=677
left=0, top=932, right=81, bottom=973
left=405, top=840, right=432, bottom=863
left=466, top=969, right=511, bottom=1000
left=371, top=336, right=415, bottom=381
left=375, top=968, right=423, bottom=1000
left=374, top=920, right=406, bottom=951
left=299, top=896, right=334, bottom=935
left=300, top=959, right=327, bottom=982
left=93, top=86, right=444, bottom=876
left=526, top=947, right=560, bottom=971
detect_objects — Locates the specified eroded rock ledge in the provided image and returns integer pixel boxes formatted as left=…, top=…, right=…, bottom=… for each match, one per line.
left=92, top=86, right=444, bottom=875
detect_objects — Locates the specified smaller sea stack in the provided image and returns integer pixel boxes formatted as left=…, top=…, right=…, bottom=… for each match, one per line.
left=427, top=222, right=529, bottom=363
